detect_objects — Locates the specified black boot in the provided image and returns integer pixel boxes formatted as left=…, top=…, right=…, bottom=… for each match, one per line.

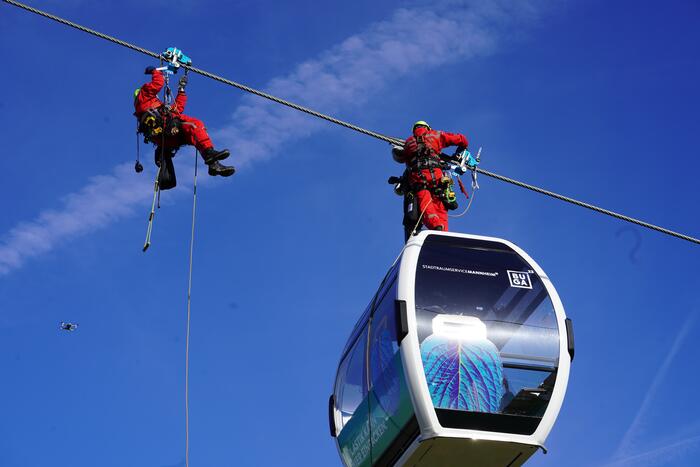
left=201, top=148, right=230, bottom=164
left=207, top=160, right=236, bottom=177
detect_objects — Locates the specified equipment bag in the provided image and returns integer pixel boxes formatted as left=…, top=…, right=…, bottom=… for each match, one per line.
left=403, top=192, right=421, bottom=241
left=158, top=152, right=177, bottom=190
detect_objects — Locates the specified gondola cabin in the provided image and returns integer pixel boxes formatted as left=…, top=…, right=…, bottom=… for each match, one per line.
left=329, top=231, right=574, bottom=467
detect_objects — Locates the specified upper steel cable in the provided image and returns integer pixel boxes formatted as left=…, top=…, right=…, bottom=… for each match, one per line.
left=3, top=0, right=699, bottom=245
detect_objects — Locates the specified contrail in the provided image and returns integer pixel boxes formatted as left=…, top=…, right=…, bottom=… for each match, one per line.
left=613, top=311, right=698, bottom=459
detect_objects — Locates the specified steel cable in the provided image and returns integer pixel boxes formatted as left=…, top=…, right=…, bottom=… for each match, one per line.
left=3, top=0, right=698, bottom=245
left=476, top=167, right=700, bottom=244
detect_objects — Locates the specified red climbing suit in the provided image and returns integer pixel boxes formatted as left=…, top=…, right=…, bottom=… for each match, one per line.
left=396, top=126, right=468, bottom=231
left=134, top=70, right=214, bottom=152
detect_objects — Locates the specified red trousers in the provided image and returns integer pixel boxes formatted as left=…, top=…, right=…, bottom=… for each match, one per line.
left=416, top=189, right=448, bottom=231
left=160, top=114, right=213, bottom=153
left=409, top=167, right=448, bottom=231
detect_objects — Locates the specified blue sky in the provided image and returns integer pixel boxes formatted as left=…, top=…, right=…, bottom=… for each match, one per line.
left=0, top=0, right=699, bottom=466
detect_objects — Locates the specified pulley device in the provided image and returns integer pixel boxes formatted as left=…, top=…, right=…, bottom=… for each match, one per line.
left=159, top=47, right=192, bottom=75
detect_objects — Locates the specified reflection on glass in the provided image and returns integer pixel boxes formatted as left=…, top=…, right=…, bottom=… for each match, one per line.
left=368, top=281, right=414, bottom=462
left=336, top=329, right=368, bottom=431
left=335, top=276, right=415, bottom=467
left=415, top=236, right=560, bottom=420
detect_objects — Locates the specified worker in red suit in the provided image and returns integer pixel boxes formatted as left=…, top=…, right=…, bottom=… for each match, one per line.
left=391, top=121, right=468, bottom=238
left=134, top=66, right=235, bottom=178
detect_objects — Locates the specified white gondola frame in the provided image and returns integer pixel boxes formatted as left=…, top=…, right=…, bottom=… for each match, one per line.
left=331, top=230, right=572, bottom=467
left=395, top=231, right=571, bottom=462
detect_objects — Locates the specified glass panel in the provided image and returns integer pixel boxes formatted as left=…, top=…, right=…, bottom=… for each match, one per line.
left=368, top=279, right=414, bottom=462
left=339, top=264, right=398, bottom=359
left=336, top=328, right=371, bottom=467
left=336, top=328, right=368, bottom=432
left=415, top=235, right=559, bottom=422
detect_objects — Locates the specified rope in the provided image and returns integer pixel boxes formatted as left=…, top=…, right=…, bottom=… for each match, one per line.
left=185, top=154, right=198, bottom=467
left=411, top=198, right=432, bottom=239
left=450, top=169, right=479, bottom=218
left=3, top=0, right=699, bottom=246
left=142, top=165, right=161, bottom=251
left=450, top=188, right=476, bottom=218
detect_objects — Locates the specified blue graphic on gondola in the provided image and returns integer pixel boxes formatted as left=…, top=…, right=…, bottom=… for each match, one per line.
left=421, top=315, right=504, bottom=412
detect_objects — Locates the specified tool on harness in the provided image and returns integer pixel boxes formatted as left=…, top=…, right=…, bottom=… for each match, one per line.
left=135, top=120, right=144, bottom=173
left=444, top=147, right=482, bottom=218
left=438, top=175, right=459, bottom=210
left=388, top=175, right=407, bottom=196
left=138, top=107, right=182, bottom=144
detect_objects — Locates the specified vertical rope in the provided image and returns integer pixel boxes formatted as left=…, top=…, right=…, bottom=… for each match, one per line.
left=185, top=153, right=198, bottom=467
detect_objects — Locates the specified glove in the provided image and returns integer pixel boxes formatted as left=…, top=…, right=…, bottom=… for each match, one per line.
left=144, top=66, right=156, bottom=74
left=178, top=75, right=188, bottom=91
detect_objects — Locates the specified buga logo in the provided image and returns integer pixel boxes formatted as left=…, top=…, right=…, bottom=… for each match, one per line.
left=507, top=270, right=532, bottom=289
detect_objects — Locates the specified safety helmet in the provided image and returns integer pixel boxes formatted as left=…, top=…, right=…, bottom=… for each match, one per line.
left=412, top=120, right=431, bottom=131
left=134, top=88, right=141, bottom=98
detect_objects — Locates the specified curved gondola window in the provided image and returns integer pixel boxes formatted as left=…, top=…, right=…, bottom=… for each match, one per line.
left=335, top=326, right=371, bottom=466
left=368, top=279, right=414, bottom=462
left=415, top=235, right=560, bottom=432
left=335, top=328, right=368, bottom=432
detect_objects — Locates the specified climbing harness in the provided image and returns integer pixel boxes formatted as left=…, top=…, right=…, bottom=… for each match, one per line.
left=403, top=133, right=459, bottom=210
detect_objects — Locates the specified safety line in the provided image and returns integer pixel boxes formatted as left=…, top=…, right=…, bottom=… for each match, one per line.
left=185, top=155, right=198, bottom=467
left=3, top=0, right=699, bottom=246
left=450, top=188, right=476, bottom=218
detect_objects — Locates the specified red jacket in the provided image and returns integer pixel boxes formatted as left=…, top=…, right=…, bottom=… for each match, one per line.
left=134, top=70, right=187, bottom=117
left=397, top=127, right=468, bottom=167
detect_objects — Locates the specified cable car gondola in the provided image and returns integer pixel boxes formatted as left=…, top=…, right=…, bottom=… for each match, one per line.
left=329, top=231, right=574, bottom=467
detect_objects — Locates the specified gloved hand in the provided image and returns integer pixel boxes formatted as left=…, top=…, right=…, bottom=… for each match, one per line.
left=144, top=66, right=156, bottom=74
left=178, top=75, right=188, bottom=91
